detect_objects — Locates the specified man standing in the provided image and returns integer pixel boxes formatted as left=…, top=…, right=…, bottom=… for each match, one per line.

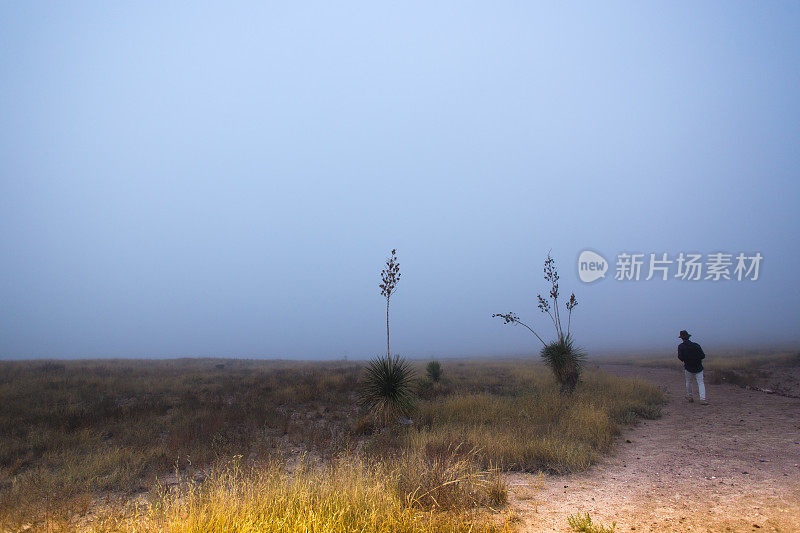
left=678, top=330, right=708, bottom=405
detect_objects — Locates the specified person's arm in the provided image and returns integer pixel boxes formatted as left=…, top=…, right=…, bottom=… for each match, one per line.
left=677, top=344, right=685, bottom=362
left=696, top=343, right=705, bottom=360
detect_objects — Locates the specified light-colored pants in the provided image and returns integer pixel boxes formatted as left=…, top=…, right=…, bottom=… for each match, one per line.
left=684, top=370, right=706, bottom=400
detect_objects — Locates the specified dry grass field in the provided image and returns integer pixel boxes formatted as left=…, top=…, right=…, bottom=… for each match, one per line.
left=0, top=357, right=665, bottom=532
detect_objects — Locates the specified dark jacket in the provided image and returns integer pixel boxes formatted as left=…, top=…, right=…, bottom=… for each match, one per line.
left=678, top=340, right=705, bottom=373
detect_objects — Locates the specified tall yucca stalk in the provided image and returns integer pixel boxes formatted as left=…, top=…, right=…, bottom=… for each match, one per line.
left=493, top=252, right=583, bottom=393
left=379, top=249, right=401, bottom=359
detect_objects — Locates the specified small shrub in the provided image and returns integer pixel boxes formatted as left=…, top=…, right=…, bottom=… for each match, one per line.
left=426, top=360, right=443, bottom=382
left=568, top=512, right=616, bottom=532
left=359, top=355, right=417, bottom=424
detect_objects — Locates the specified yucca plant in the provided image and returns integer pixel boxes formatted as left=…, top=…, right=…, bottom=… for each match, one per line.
left=493, top=252, right=584, bottom=393
left=361, top=250, right=416, bottom=425
left=359, top=355, right=416, bottom=424
left=540, top=335, right=585, bottom=394
left=425, top=360, right=443, bottom=382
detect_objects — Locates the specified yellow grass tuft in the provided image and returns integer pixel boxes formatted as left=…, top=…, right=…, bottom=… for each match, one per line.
left=92, top=455, right=510, bottom=533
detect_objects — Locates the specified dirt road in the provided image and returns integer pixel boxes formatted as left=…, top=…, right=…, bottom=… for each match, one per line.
left=508, top=364, right=800, bottom=532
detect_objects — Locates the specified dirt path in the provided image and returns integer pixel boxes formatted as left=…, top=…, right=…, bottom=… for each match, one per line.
left=508, top=364, right=800, bottom=532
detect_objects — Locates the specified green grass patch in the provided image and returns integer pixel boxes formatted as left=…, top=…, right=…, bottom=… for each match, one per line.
left=568, top=512, right=616, bottom=532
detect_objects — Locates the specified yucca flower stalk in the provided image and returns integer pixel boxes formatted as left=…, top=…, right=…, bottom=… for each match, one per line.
left=566, top=292, right=578, bottom=338
left=379, top=249, right=401, bottom=360
left=491, top=312, right=547, bottom=347
left=493, top=252, right=583, bottom=393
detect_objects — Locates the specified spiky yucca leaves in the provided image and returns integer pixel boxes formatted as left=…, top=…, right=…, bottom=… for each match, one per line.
left=426, top=360, right=443, bottom=382
left=359, top=355, right=417, bottom=424
left=540, top=335, right=585, bottom=394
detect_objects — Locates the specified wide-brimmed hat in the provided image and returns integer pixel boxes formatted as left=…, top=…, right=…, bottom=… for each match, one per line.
left=678, top=330, right=691, bottom=339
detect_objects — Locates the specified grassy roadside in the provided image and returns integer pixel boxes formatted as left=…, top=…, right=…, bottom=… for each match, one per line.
left=0, top=358, right=665, bottom=531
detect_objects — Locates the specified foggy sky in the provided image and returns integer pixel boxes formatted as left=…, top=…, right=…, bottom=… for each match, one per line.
left=1, top=2, right=798, bottom=359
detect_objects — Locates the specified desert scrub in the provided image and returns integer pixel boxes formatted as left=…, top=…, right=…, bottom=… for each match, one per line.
left=0, top=358, right=363, bottom=526
left=0, top=357, right=663, bottom=527
left=93, top=454, right=510, bottom=533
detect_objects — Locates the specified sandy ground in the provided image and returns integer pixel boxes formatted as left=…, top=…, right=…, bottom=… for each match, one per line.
left=508, top=364, right=800, bottom=532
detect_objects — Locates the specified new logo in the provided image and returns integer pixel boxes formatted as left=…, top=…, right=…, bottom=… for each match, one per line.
left=577, top=250, right=608, bottom=283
